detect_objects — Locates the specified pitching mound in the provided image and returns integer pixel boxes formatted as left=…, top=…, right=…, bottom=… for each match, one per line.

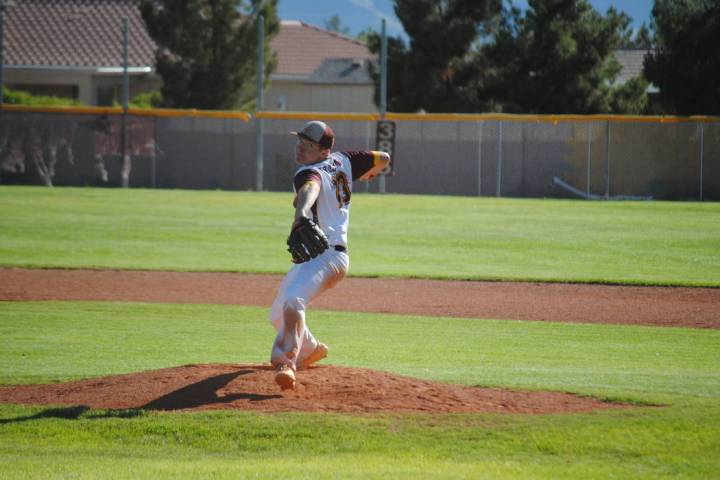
left=0, top=364, right=630, bottom=414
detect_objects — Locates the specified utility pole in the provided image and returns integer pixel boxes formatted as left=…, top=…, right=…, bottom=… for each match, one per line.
left=378, top=18, right=387, bottom=194
left=121, top=17, right=131, bottom=188
left=255, top=14, right=264, bottom=191
left=0, top=1, right=6, bottom=107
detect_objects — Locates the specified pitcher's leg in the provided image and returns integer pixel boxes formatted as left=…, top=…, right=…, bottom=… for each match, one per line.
left=295, top=252, right=349, bottom=365
left=269, top=251, right=348, bottom=369
left=270, top=297, right=306, bottom=368
left=268, top=264, right=301, bottom=332
left=270, top=277, right=320, bottom=366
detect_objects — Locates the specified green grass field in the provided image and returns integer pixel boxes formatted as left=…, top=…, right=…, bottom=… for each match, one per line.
left=1, top=302, right=719, bottom=479
left=1, top=186, right=718, bottom=285
left=1, top=186, right=719, bottom=478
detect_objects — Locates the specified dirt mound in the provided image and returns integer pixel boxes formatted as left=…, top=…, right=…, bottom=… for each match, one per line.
left=0, top=364, right=630, bottom=414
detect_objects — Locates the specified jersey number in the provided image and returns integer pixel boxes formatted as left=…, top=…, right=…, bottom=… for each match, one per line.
left=332, top=172, right=351, bottom=208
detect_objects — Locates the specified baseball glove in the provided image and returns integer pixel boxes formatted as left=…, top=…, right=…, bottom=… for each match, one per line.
left=287, top=217, right=329, bottom=263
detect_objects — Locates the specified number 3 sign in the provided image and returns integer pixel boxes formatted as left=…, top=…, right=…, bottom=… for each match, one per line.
left=375, top=120, right=396, bottom=176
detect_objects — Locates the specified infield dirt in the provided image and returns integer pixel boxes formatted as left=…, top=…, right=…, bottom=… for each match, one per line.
left=2, top=268, right=718, bottom=328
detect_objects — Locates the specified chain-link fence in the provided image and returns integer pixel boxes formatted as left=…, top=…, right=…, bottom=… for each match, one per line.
left=1, top=107, right=717, bottom=200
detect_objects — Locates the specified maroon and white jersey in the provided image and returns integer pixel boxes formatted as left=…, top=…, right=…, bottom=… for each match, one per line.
left=293, top=150, right=382, bottom=248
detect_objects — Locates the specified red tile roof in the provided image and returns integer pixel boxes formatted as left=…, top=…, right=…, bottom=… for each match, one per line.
left=271, top=21, right=375, bottom=77
left=5, top=0, right=156, bottom=68
left=4, top=3, right=374, bottom=77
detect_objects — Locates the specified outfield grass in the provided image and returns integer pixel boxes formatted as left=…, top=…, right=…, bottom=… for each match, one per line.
left=1, top=186, right=718, bottom=286
left=1, top=186, right=718, bottom=478
left=1, top=301, right=719, bottom=478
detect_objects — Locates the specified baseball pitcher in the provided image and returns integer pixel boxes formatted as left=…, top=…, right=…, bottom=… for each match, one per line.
left=270, top=120, right=391, bottom=390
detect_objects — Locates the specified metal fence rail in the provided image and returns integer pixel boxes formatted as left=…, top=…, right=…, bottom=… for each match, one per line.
left=1, top=106, right=718, bottom=200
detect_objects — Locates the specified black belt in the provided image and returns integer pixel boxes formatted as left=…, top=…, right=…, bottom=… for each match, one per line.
left=333, top=245, right=347, bottom=252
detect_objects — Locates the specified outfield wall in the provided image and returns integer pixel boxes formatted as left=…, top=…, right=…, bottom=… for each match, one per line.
left=1, top=106, right=718, bottom=200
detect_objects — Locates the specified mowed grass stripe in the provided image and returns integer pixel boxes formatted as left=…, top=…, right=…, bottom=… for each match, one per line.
left=1, top=186, right=718, bottom=285
left=1, top=302, right=717, bottom=403
left=0, top=400, right=718, bottom=479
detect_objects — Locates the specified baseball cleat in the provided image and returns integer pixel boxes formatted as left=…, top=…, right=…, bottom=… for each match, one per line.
left=299, top=342, right=329, bottom=369
left=275, top=364, right=296, bottom=390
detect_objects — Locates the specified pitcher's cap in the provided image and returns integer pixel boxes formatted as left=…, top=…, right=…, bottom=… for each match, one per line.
left=291, top=121, right=335, bottom=149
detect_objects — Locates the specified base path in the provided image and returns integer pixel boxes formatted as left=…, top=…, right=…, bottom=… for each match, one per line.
left=1, top=268, right=718, bottom=328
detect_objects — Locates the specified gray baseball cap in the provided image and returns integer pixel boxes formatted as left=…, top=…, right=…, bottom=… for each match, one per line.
left=290, top=121, right=335, bottom=149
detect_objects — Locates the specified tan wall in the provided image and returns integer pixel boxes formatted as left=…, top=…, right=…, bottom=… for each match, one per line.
left=6, top=70, right=94, bottom=104
left=5, top=69, right=160, bottom=106
left=309, top=84, right=375, bottom=113
left=266, top=80, right=375, bottom=112
left=265, top=81, right=312, bottom=111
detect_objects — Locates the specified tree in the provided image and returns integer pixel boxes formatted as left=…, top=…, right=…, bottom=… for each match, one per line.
left=140, top=0, right=279, bottom=110
left=356, top=27, right=375, bottom=45
left=608, top=76, right=649, bottom=114
left=480, top=0, right=643, bottom=114
left=324, top=15, right=351, bottom=35
left=623, top=23, right=654, bottom=49
left=644, top=0, right=720, bottom=115
left=366, top=0, right=502, bottom=112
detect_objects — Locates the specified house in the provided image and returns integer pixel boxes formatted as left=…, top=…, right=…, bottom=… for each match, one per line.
left=611, top=49, right=658, bottom=94
left=3, top=0, right=159, bottom=105
left=2, top=1, right=378, bottom=112
left=267, top=20, right=377, bottom=112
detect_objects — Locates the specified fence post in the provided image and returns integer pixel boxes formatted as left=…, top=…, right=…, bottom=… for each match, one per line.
left=152, top=116, right=157, bottom=188
left=699, top=123, right=705, bottom=201
left=521, top=121, right=527, bottom=196
left=496, top=120, right=503, bottom=197
left=587, top=122, right=593, bottom=198
left=604, top=120, right=611, bottom=200
left=378, top=18, right=388, bottom=194
left=365, top=120, right=371, bottom=192
left=255, top=15, right=264, bottom=191
left=477, top=121, right=483, bottom=196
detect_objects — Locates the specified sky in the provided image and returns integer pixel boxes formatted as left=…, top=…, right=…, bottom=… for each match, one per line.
left=278, top=0, right=654, bottom=39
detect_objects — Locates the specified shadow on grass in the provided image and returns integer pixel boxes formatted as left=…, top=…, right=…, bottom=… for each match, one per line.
left=0, top=368, right=282, bottom=422
left=142, top=369, right=282, bottom=411
left=0, top=405, right=144, bottom=424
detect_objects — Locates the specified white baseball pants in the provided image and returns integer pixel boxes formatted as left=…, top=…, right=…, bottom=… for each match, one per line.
left=269, top=248, right=349, bottom=368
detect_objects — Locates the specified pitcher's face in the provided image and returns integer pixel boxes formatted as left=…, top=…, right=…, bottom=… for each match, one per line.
left=294, top=138, right=327, bottom=165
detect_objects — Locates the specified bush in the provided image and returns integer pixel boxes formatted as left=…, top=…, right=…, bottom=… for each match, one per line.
left=128, top=91, right=163, bottom=109
left=2, top=87, right=84, bottom=106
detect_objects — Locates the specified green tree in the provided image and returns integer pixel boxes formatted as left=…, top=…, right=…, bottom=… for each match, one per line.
left=608, top=76, right=649, bottom=114
left=324, top=14, right=351, bottom=35
left=480, top=0, right=641, bottom=114
left=625, top=23, right=654, bottom=49
left=366, top=0, right=502, bottom=112
left=140, top=0, right=279, bottom=110
left=356, top=27, right=375, bottom=45
left=644, top=0, right=720, bottom=115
